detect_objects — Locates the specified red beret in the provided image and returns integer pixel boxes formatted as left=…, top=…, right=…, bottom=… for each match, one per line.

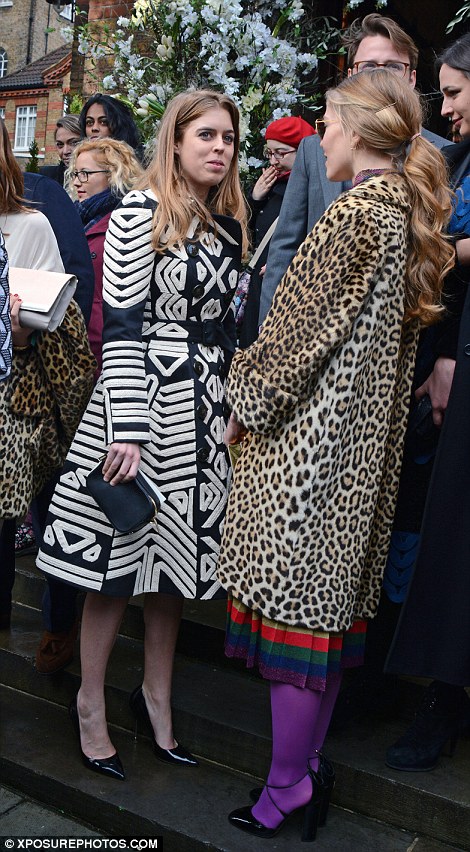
left=265, top=116, right=315, bottom=148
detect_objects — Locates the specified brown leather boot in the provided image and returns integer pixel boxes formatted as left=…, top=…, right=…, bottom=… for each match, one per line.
left=35, top=619, right=79, bottom=674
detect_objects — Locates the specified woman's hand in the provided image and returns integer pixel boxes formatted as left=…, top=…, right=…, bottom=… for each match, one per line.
left=103, top=442, right=141, bottom=485
left=415, top=357, right=456, bottom=427
left=224, top=412, right=248, bottom=447
left=10, top=294, right=33, bottom=348
left=455, top=237, right=470, bottom=266
left=251, top=166, right=278, bottom=202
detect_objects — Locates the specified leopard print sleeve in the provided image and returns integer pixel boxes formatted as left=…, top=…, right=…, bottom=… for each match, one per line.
left=226, top=200, right=387, bottom=435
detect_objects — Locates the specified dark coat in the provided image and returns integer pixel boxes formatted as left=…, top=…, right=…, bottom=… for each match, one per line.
left=39, top=161, right=66, bottom=186
left=239, top=180, right=287, bottom=348
left=386, top=140, right=470, bottom=686
left=23, top=173, right=94, bottom=326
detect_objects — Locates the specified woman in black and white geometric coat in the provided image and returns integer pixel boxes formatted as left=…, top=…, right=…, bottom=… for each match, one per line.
left=37, top=90, right=247, bottom=779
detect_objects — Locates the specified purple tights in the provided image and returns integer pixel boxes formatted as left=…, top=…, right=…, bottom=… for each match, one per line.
left=251, top=674, right=342, bottom=829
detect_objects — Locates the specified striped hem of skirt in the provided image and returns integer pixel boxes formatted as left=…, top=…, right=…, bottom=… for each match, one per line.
left=225, top=596, right=367, bottom=691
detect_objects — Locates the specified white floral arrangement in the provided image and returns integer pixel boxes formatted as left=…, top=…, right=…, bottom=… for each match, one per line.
left=76, top=0, right=337, bottom=177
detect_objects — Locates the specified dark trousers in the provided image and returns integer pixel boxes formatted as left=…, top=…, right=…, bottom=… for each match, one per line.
left=0, top=520, right=15, bottom=615
left=32, top=476, right=79, bottom=633
left=0, top=476, right=78, bottom=632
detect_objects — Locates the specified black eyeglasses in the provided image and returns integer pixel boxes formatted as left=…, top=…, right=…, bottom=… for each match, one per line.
left=353, top=60, right=410, bottom=78
left=71, top=169, right=110, bottom=183
left=263, top=146, right=296, bottom=161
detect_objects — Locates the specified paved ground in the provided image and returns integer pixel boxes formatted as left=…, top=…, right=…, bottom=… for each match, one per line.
left=0, top=785, right=102, bottom=837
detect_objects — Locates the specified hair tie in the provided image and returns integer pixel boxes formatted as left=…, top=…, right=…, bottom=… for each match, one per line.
left=409, top=132, right=421, bottom=142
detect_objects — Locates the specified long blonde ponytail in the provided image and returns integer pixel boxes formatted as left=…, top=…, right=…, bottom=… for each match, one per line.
left=328, top=70, right=454, bottom=326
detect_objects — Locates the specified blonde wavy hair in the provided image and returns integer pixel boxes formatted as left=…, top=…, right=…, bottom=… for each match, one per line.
left=68, top=138, right=144, bottom=197
left=327, top=70, right=455, bottom=326
left=140, top=89, right=249, bottom=255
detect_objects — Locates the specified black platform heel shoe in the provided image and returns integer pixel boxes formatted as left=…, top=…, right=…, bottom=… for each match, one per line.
left=249, top=751, right=335, bottom=828
left=311, top=750, right=335, bottom=827
left=69, top=697, right=125, bottom=781
left=129, top=685, right=199, bottom=767
left=229, top=769, right=321, bottom=841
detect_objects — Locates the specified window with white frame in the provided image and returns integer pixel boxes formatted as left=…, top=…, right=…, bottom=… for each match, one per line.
left=0, top=107, right=4, bottom=120
left=14, top=105, right=37, bottom=151
left=0, top=49, right=7, bottom=78
left=0, top=2, right=14, bottom=8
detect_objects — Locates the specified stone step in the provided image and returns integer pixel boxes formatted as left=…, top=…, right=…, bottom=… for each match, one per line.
left=6, top=562, right=458, bottom=720
left=2, top=601, right=470, bottom=849
left=0, top=686, right=462, bottom=851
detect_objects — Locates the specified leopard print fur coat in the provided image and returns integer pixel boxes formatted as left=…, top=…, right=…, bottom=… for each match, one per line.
left=0, top=301, right=95, bottom=519
left=217, top=176, right=419, bottom=633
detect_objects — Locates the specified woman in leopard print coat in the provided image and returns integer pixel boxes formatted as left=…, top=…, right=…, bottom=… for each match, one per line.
left=219, top=71, right=455, bottom=840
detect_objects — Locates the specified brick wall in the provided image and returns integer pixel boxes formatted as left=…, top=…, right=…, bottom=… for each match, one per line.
left=88, top=1, right=133, bottom=21
left=42, top=76, right=71, bottom=164
left=0, top=0, right=68, bottom=77
left=84, top=0, right=134, bottom=94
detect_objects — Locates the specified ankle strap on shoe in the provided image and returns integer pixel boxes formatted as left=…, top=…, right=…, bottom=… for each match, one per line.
left=264, top=772, right=312, bottom=819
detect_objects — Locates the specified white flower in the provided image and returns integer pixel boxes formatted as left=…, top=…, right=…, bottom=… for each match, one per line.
left=77, top=0, right=327, bottom=182
left=241, top=88, right=264, bottom=111
left=286, top=0, right=304, bottom=22
left=77, top=34, right=91, bottom=55
left=246, top=156, right=264, bottom=168
left=60, top=25, right=74, bottom=43
left=133, top=0, right=152, bottom=24
left=156, top=43, right=174, bottom=59
left=272, top=107, right=290, bottom=121
left=102, top=75, right=117, bottom=90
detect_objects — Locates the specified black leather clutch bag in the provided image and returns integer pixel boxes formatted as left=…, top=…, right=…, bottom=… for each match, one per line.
left=87, top=458, right=165, bottom=534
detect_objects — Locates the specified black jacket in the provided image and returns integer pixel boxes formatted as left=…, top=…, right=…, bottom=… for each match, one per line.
left=39, top=161, right=66, bottom=187
left=239, top=180, right=287, bottom=349
left=386, top=140, right=470, bottom=686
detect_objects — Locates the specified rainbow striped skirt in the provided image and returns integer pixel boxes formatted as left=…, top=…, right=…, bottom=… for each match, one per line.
left=225, top=596, right=367, bottom=691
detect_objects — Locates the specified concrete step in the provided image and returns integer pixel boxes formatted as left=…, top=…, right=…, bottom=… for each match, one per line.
left=2, top=600, right=470, bottom=849
left=0, top=685, right=463, bottom=851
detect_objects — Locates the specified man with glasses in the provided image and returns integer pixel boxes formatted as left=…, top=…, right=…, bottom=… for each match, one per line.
left=259, top=13, right=447, bottom=326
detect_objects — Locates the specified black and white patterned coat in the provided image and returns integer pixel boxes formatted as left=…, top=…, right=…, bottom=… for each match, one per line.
left=37, top=189, right=242, bottom=598
left=0, top=230, right=11, bottom=381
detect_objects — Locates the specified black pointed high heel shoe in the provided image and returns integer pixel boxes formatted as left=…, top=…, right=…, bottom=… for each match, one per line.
left=129, top=685, right=199, bottom=767
left=229, top=769, right=321, bottom=841
left=69, top=697, right=125, bottom=781
left=249, top=750, right=335, bottom=827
